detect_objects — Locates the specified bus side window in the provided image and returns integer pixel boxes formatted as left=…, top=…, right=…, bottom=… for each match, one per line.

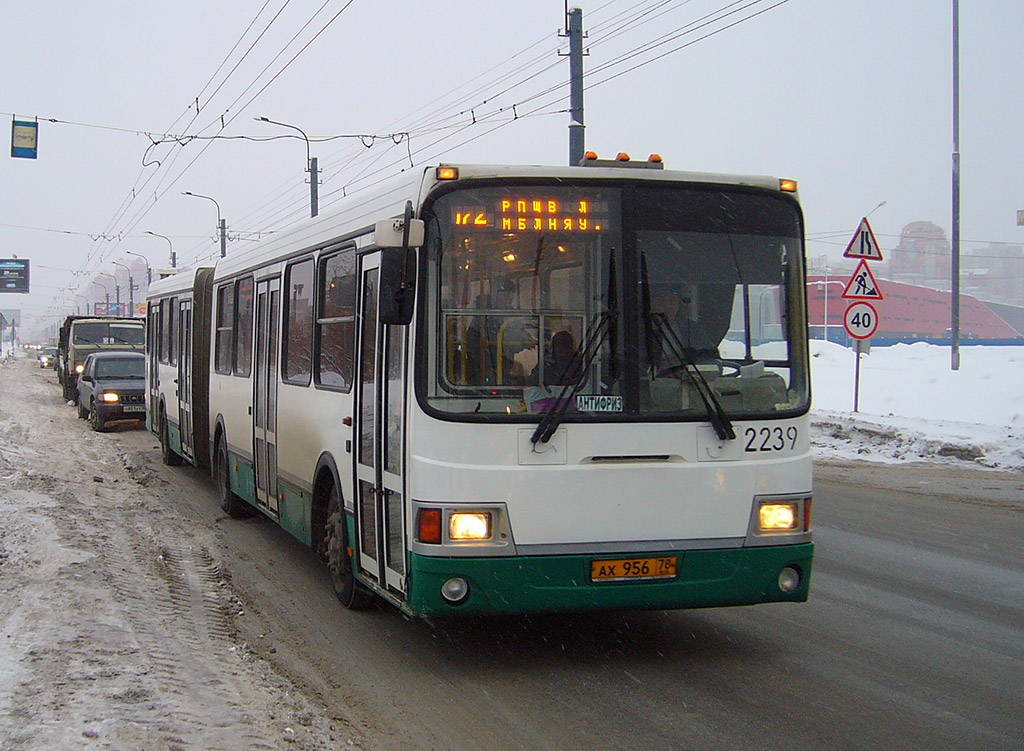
left=214, top=282, right=234, bottom=374
left=283, top=258, right=314, bottom=385
left=234, top=276, right=254, bottom=377
left=316, top=249, right=356, bottom=390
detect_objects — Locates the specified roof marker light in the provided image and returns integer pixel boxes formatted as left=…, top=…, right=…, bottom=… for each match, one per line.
left=780, top=179, right=798, bottom=193
left=648, top=154, right=663, bottom=164
left=437, top=167, right=459, bottom=180
left=583, top=151, right=599, bottom=161
left=615, top=152, right=631, bottom=162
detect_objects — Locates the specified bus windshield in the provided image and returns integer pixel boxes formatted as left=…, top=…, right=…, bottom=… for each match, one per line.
left=421, top=182, right=808, bottom=421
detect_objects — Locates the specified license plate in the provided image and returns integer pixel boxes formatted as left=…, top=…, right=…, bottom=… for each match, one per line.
left=122, top=405, right=145, bottom=412
left=590, top=556, right=677, bottom=582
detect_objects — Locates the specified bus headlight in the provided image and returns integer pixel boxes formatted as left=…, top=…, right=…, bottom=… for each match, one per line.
left=449, top=512, right=492, bottom=541
left=99, top=392, right=120, bottom=403
left=759, top=501, right=799, bottom=532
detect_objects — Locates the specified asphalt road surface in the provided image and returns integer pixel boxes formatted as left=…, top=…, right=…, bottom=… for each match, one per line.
left=2, top=357, right=1021, bottom=750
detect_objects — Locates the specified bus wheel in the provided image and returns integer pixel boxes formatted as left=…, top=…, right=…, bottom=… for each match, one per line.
left=159, top=411, right=182, bottom=466
left=216, top=437, right=252, bottom=518
left=325, top=484, right=374, bottom=610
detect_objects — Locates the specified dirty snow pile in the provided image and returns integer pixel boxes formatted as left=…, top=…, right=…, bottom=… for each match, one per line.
left=809, top=341, right=1024, bottom=471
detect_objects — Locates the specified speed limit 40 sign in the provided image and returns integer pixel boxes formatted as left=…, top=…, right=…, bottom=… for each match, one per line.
left=844, top=301, right=879, bottom=340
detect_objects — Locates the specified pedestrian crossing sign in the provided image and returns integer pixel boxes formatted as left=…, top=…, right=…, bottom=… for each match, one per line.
left=843, top=217, right=883, bottom=261
left=841, top=259, right=884, bottom=300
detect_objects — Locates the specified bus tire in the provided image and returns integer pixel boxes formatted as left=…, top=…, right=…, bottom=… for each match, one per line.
left=159, top=410, right=183, bottom=466
left=216, top=437, right=252, bottom=518
left=325, top=483, right=374, bottom=610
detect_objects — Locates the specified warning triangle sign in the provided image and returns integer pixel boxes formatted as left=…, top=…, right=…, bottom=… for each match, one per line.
left=843, top=217, right=884, bottom=261
left=842, top=259, right=884, bottom=300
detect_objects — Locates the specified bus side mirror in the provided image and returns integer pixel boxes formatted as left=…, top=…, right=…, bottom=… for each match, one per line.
left=379, top=247, right=417, bottom=326
left=376, top=206, right=423, bottom=326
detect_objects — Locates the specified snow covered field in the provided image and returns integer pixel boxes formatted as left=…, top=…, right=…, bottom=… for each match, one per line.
left=809, top=341, right=1024, bottom=471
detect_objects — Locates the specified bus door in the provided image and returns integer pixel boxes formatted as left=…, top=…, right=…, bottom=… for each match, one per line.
left=353, top=253, right=407, bottom=596
left=147, top=305, right=159, bottom=433
left=254, top=278, right=281, bottom=515
left=177, top=299, right=194, bottom=462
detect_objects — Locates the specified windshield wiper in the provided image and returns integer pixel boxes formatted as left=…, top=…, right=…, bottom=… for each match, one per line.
left=530, top=310, right=614, bottom=446
left=650, top=313, right=736, bottom=441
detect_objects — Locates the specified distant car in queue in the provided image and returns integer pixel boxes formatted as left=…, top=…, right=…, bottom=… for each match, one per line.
left=76, top=351, right=147, bottom=432
left=38, top=346, right=58, bottom=369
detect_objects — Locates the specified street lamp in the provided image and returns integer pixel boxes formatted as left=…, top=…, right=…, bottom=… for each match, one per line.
left=255, top=116, right=319, bottom=218
left=125, top=250, right=153, bottom=286
left=92, top=276, right=114, bottom=314
left=113, top=261, right=137, bottom=314
left=865, top=200, right=887, bottom=218
left=143, top=231, right=175, bottom=270
left=183, top=191, right=227, bottom=257
left=75, top=294, right=89, bottom=315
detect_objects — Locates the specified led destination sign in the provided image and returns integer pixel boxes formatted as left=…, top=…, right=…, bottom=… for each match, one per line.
left=453, top=197, right=607, bottom=233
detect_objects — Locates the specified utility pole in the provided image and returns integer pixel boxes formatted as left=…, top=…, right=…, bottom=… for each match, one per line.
left=565, top=5, right=585, bottom=166
left=310, top=156, right=319, bottom=218
left=950, top=0, right=961, bottom=371
left=114, top=261, right=137, bottom=314
left=254, top=116, right=319, bottom=218
left=183, top=191, right=227, bottom=258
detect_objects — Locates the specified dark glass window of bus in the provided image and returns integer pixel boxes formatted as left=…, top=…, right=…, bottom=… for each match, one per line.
left=157, top=301, right=167, bottom=364
left=234, top=276, right=255, bottom=377
left=159, top=299, right=176, bottom=365
left=168, top=298, right=177, bottom=366
left=215, top=283, right=234, bottom=374
left=316, top=249, right=356, bottom=390
left=283, top=258, right=314, bottom=385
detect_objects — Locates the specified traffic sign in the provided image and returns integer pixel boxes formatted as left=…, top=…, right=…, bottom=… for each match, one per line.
left=843, top=217, right=883, bottom=261
left=844, top=301, right=879, bottom=340
left=841, top=259, right=883, bottom=300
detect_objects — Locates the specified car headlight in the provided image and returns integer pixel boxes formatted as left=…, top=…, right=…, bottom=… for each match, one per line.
left=100, top=392, right=120, bottom=403
left=75, top=364, right=85, bottom=374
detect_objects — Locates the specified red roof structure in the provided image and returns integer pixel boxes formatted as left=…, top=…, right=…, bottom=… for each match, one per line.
left=806, top=276, right=1023, bottom=341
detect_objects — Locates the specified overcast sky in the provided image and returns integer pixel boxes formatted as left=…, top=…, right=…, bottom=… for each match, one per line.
left=3, top=1, right=1022, bottom=339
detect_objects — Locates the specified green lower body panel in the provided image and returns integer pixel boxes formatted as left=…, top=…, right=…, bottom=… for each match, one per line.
left=405, top=543, right=813, bottom=617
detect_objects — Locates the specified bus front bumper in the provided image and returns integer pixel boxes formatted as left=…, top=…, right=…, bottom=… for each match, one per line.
left=405, top=542, right=813, bottom=617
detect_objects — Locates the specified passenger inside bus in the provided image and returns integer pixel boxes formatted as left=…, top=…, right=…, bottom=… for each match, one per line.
left=545, top=330, right=582, bottom=385
left=650, top=286, right=719, bottom=367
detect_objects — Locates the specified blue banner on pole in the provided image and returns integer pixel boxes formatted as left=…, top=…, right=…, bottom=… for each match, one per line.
left=11, top=119, right=38, bottom=159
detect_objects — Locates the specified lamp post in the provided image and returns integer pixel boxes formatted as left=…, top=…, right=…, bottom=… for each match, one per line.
left=183, top=191, right=227, bottom=257
left=113, top=261, right=137, bottom=315
left=125, top=251, right=153, bottom=286
left=92, top=277, right=112, bottom=314
left=75, top=294, right=89, bottom=315
left=255, top=116, right=319, bottom=218
left=144, top=231, right=175, bottom=270
left=865, top=200, right=887, bottom=218
left=97, top=272, right=120, bottom=313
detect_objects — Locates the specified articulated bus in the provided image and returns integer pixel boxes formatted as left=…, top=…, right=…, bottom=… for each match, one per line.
left=146, top=158, right=813, bottom=617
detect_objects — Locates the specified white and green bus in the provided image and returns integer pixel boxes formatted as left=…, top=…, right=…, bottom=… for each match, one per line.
left=146, top=157, right=813, bottom=617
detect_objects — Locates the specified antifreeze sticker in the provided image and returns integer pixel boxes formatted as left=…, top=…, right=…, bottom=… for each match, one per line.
left=576, top=395, right=623, bottom=412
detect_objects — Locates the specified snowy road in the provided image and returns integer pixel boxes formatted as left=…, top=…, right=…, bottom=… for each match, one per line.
left=2, top=355, right=1022, bottom=750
